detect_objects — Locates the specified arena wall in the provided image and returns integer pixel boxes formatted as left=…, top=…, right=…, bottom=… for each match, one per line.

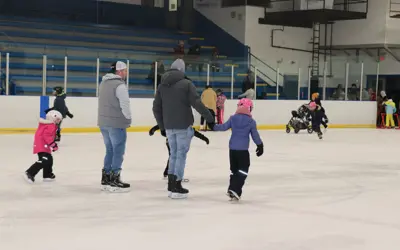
left=0, top=96, right=376, bottom=133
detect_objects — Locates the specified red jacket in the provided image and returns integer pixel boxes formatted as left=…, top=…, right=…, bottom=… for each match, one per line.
left=33, top=119, right=58, bottom=154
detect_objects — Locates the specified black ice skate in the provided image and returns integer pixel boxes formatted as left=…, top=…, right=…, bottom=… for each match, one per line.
left=108, top=171, right=130, bottom=193
left=101, top=170, right=111, bottom=191
left=167, top=174, right=176, bottom=197
left=170, top=180, right=189, bottom=199
left=24, top=172, right=35, bottom=184
left=318, top=132, right=323, bottom=140
left=43, top=173, right=56, bottom=182
left=227, top=190, right=240, bottom=202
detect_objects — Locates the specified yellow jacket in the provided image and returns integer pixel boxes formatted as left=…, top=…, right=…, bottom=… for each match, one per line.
left=201, top=88, right=217, bottom=112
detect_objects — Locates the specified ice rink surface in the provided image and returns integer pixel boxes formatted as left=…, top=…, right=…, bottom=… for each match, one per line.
left=1, top=129, right=400, bottom=250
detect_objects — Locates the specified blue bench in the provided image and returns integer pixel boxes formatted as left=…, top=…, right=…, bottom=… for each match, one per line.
left=0, top=16, right=192, bottom=41
left=2, top=30, right=196, bottom=51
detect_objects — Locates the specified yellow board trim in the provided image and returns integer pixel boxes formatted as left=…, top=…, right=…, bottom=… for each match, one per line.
left=0, top=124, right=376, bottom=134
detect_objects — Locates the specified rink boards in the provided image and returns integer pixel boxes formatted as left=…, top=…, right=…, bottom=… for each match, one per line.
left=0, top=96, right=376, bottom=133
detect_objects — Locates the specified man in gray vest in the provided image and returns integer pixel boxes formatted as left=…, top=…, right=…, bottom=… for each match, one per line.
left=98, top=61, right=131, bottom=192
left=153, top=59, right=214, bottom=199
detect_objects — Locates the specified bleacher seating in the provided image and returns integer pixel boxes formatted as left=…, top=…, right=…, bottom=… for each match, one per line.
left=0, top=16, right=257, bottom=98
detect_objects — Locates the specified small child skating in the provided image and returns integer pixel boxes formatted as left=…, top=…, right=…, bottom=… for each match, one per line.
left=216, top=89, right=227, bottom=124
left=310, top=92, right=329, bottom=130
left=212, top=98, right=264, bottom=201
left=24, top=110, right=62, bottom=183
left=384, top=99, right=397, bottom=128
left=149, top=125, right=210, bottom=181
left=308, top=102, right=323, bottom=139
left=45, top=86, right=73, bottom=142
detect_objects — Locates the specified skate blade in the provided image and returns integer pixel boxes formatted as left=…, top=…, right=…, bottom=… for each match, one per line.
left=101, top=185, right=110, bottom=191
left=43, top=178, right=56, bottom=182
left=170, top=193, right=188, bottom=199
left=168, top=191, right=172, bottom=197
left=107, top=186, right=130, bottom=193
left=23, top=174, right=34, bottom=184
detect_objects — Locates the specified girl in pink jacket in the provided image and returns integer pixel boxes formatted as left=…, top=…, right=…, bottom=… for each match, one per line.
left=24, top=110, right=63, bottom=183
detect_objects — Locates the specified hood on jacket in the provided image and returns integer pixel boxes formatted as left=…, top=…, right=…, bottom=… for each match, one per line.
left=56, top=93, right=67, bottom=99
left=102, top=73, right=122, bottom=82
left=160, top=69, right=186, bottom=87
left=385, top=99, right=395, bottom=107
left=171, top=59, right=185, bottom=73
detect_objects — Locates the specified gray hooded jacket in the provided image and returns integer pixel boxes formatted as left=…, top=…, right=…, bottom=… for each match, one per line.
left=98, top=73, right=132, bottom=129
left=153, top=69, right=213, bottom=130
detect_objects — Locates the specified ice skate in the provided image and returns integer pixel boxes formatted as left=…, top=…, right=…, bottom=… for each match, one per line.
left=108, top=171, right=130, bottom=193
left=24, top=172, right=35, bottom=184
left=318, top=132, right=323, bottom=140
left=101, top=169, right=111, bottom=191
left=43, top=173, right=56, bottom=182
left=170, top=180, right=188, bottom=199
left=228, top=190, right=240, bottom=201
left=167, top=174, right=175, bottom=197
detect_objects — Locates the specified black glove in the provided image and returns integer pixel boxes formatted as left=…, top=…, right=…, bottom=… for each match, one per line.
left=256, top=143, right=264, bottom=157
left=66, top=112, right=74, bottom=119
left=160, top=130, right=166, bottom=137
left=149, top=126, right=157, bottom=136
left=207, top=122, right=216, bottom=131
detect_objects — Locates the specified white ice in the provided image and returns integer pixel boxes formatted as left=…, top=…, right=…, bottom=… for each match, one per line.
left=1, top=129, right=400, bottom=250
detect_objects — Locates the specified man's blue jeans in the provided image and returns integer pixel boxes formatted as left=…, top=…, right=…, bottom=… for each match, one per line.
left=166, top=127, right=194, bottom=181
left=100, top=127, right=127, bottom=174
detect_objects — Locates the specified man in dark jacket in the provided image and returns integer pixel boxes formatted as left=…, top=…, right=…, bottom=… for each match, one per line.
left=153, top=58, right=214, bottom=199
left=45, top=86, right=73, bottom=142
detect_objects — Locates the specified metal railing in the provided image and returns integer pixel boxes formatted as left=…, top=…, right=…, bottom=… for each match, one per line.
left=266, top=0, right=368, bottom=12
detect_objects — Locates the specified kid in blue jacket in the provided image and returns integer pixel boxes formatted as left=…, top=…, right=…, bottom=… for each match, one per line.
left=213, top=98, right=264, bottom=201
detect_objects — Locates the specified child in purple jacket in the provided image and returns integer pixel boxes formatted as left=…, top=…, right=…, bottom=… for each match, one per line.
left=212, top=98, right=264, bottom=201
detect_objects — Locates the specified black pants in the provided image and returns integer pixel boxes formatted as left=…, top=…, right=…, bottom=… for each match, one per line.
left=163, top=139, right=170, bottom=176
left=320, top=107, right=328, bottom=128
left=26, top=153, right=54, bottom=178
left=311, top=110, right=323, bottom=134
left=229, top=150, right=250, bottom=197
left=201, top=109, right=215, bottom=126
